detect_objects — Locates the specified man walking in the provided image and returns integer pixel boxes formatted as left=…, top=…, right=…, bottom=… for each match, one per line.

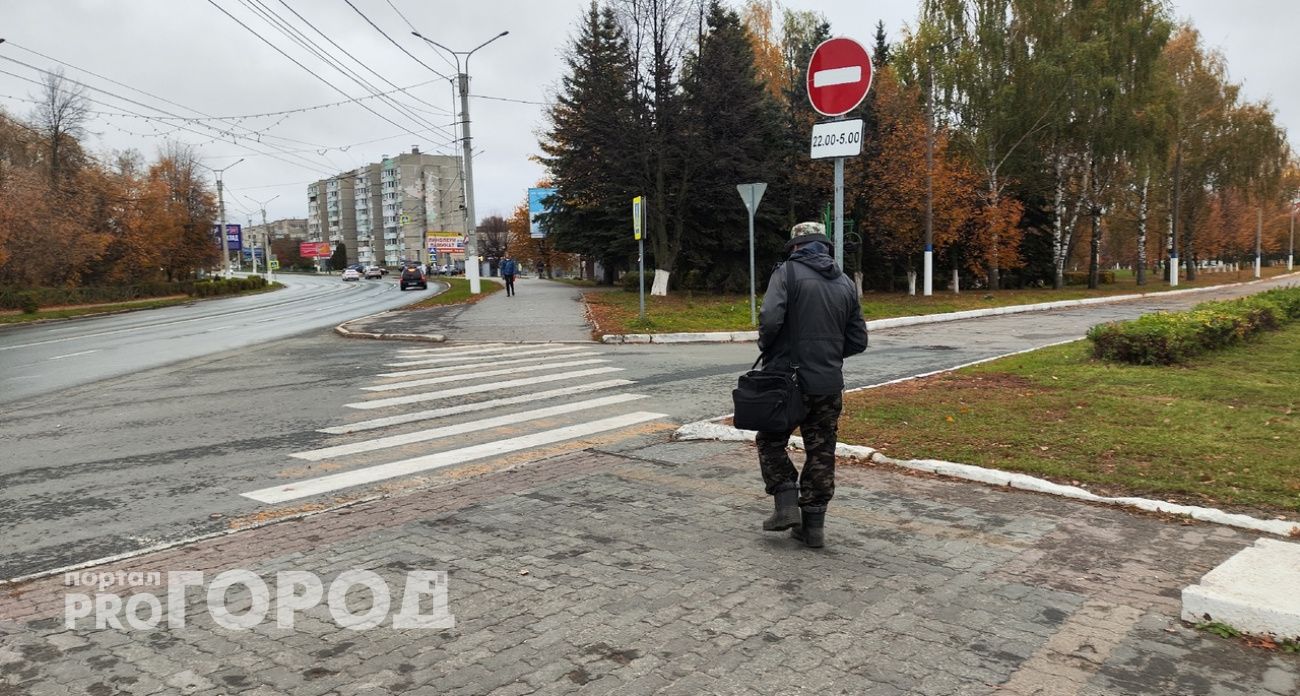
left=500, top=254, right=518, bottom=297
left=756, top=222, right=867, bottom=548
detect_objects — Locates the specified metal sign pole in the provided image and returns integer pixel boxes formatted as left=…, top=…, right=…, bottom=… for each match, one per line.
left=834, top=157, right=844, bottom=269
left=747, top=202, right=757, bottom=326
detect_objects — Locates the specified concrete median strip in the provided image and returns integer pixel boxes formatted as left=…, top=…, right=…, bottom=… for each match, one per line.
left=1181, top=539, right=1300, bottom=642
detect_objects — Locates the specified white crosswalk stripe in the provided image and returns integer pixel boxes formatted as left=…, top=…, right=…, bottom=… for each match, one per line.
left=394, top=343, right=507, bottom=356
left=319, top=380, right=635, bottom=434
left=377, top=351, right=599, bottom=378
left=347, top=367, right=625, bottom=410
left=245, top=343, right=665, bottom=505
left=291, top=394, right=648, bottom=461
left=243, top=412, right=667, bottom=503
left=363, top=358, right=609, bottom=392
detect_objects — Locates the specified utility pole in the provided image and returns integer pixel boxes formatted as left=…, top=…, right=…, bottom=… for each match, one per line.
left=1290, top=202, right=1296, bottom=272
left=207, top=158, right=244, bottom=278
left=251, top=194, right=279, bottom=282
left=413, top=29, right=509, bottom=295
left=1256, top=207, right=1263, bottom=279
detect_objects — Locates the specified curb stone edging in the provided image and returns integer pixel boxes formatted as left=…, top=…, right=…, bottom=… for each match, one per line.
left=599, top=272, right=1300, bottom=344
left=672, top=420, right=1300, bottom=539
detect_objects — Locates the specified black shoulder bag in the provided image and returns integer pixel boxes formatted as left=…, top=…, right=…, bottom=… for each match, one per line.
left=731, top=261, right=807, bottom=432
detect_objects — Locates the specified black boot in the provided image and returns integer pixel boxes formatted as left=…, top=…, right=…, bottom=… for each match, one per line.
left=790, top=505, right=826, bottom=548
left=762, top=483, right=800, bottom=531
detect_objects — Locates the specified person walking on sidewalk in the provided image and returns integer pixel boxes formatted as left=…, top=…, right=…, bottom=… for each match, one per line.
left=500, top=254, right=518, bottom=297
left=756, top=221, right=868, bottom=548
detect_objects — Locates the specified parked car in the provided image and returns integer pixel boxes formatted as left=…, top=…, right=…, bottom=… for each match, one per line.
left=341, top=268, right=362, bottom=281
left=399, top=265, right=427, bottom=290
left=363, top=266, right=384, bottom=279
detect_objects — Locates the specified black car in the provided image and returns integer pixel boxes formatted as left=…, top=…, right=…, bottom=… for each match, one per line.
left=399, top=265, right=427, bottom=291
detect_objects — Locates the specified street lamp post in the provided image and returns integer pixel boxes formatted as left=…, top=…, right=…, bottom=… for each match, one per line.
left=1290, top=202, right=1296, bottom=272
left=250, top=194, right=280, bottom=282
left=205, top=158, right=245, bottom=278
left=412, top=29, right=509, bottom=295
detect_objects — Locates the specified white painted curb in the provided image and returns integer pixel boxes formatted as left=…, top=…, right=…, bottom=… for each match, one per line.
left=601, top=272, right=1300, bottom=344
left=673, top=420, right=1300, bottom=539
left=1182, top=538, right=1300, bottom=640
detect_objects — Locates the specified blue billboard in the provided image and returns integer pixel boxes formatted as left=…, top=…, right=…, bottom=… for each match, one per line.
left=212, top=224, right=242, bottom=251
left=527, top=188, right=557, bottom=239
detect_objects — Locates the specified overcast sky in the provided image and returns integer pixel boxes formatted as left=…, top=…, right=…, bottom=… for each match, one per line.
left=1, top=1, right=1295, bottom=224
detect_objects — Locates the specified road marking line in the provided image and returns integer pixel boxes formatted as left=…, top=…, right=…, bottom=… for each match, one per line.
left=321, top=379, right=636, bottom=433
left=362, top=358, right=609, bottom=392
left=813, top=65, right=861, bottom=87
left=377, top=351, right=599, bottom=378
left=393, top=343, right=507, bottom=355
left=383, top=345, right=570, bottom=367
left=346, top=367, right=625, bottom=410
left=293, top=394, right=648, bottom=461
left=243, top=411, right=668, bottom=503
left=47, top=349, right=100, bottom=361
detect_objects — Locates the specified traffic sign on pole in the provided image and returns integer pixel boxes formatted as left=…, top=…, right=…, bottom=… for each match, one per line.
left=807, top=36, right=873, bottom=271
left=737, top=183, right=767, bottom=327
left=807, top=37, right=874, bottom=117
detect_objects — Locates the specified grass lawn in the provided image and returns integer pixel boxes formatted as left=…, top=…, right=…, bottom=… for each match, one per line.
left=403, top=277, right=503, bottom=309
left=837, top=324, right=1300, bottom=519
left=0, top=281, right=286, bottom=326
left=584, top=265, right=1296, bottom=336
left=0, top=296, right=193, bottom=325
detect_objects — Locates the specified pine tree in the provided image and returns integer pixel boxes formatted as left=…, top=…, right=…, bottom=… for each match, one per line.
left=674, top=1, right=784, bottom=292
left=538, top=2, right=639, bottom=284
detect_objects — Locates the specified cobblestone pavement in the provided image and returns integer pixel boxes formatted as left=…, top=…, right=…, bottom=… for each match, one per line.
left=2, top=437, right=1296, bottom=695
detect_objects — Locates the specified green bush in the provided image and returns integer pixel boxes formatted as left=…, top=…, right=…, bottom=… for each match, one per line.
left=621, top=271, right=646, bottom=292
left=1063, top=270, right=1116, bottom=286
left=1088, top=288, right=1299, bottom=365
left=18, top=293, right=38, bottom=314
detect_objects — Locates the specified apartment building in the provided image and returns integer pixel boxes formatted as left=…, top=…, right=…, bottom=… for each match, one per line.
left=247, top=218, right=308, bottom=243
left=307, top=147, right=465, bottom=268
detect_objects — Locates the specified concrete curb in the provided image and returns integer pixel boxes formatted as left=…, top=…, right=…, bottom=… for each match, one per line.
left=673, top=421, right=1300, bottom=539
left=1181, top=539, right=1300, bottom=641
left=334, top=311, right=446, bottom=343
left=599, top=272, right=1300, bottom=344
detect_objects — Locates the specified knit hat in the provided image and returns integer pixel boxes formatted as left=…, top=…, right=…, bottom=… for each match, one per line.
left=786, top=221, right=832, bottom=251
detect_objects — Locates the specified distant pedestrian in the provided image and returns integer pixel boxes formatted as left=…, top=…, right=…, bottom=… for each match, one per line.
left=500, top=254, right=518, bottom=297
left=755, top=222, right=867, bottom=548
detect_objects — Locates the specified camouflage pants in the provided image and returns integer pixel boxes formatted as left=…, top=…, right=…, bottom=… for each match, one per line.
left=755, top=392, right=842, bottom=507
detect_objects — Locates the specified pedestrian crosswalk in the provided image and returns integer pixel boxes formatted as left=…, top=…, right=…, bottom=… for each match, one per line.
left=241, top=343, right=666, bottom=504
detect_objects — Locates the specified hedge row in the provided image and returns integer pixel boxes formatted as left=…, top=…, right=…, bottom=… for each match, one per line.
left=1087, top=287, right=1300, bottom=365
left=2, top=276, right=270, bottom=313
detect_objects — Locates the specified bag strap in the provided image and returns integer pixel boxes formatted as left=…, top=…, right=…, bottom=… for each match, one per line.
left=752, top=259, right=801, bottom=371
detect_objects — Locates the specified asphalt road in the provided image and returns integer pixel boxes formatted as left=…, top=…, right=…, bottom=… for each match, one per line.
left=1, top=273, right=1296, bottom=580
left=0, top=273, right=429, bottom=405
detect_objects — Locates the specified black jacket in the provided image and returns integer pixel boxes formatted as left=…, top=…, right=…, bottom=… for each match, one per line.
left=757, top=248, right=867, bottom=395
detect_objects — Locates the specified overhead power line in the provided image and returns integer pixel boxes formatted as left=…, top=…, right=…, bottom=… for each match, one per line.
left=204, top=0, right=457, bottom=149
left=342, top=0, right=453, bottom=82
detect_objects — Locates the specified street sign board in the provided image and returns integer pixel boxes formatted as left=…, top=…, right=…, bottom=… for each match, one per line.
left=528, top=188, right=558, bottom=239
left=426, top=231, right=465, bottom=253
left=632, top=196, right=643, bottom=241
left=810, top=119, right=864, bottom=159
left=269, top=259, right=280, bottom=270
left=299, top=241, right=331, bottom=258
left=807, top=37, right=873, bottom=117
left=736, top=183, right=766, bottom=214
left=212, top=224, right=242, bottom=251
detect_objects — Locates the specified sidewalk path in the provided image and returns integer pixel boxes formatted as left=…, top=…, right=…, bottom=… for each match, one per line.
left=345, top=278, right=593, bottom=343
left=3, top=437, right=1293, bottom=695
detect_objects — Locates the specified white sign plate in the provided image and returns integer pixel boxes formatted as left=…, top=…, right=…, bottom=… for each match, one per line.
left=810, top=119, right=863, bottom=159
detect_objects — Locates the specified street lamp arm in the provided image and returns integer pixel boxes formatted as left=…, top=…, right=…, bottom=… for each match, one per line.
left=411, top=32, right=460, bottom=72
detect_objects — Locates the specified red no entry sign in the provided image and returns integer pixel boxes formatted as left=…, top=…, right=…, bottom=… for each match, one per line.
left=806, top=37, right=873, bottom=117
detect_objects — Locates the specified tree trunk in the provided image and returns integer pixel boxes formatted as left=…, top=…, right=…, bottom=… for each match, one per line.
left=1169, top=142, right=1182, bottom=283
left=651, top=269, right=671, bottom=295
left=1052, top=155, right=1067, bottom=289
left=1088, top=210, right=1100, bottom=289
left=1136, top=175, right=1148, bottom=286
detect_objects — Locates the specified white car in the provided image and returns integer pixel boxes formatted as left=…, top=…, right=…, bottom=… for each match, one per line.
left=341, top=268, right=361, bottom=281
